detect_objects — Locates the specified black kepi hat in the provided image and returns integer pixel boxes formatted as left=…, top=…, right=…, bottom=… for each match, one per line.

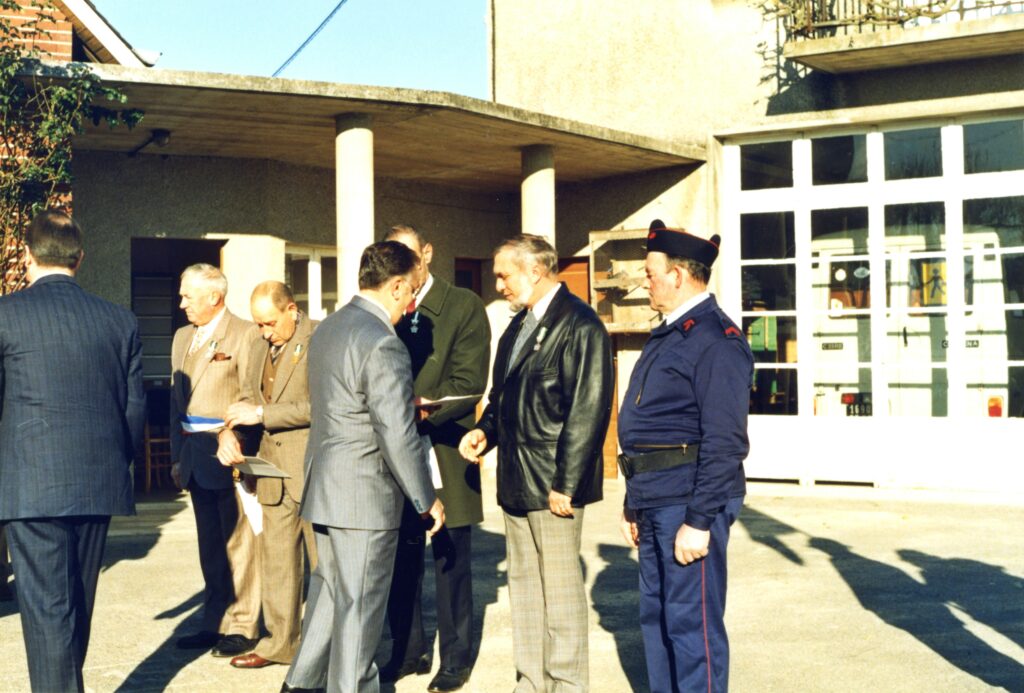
left=646, top=219, right=720, bottom=267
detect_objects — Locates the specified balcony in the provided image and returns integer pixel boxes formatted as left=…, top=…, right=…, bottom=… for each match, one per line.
left=779, top=1, right=1024, bottom=73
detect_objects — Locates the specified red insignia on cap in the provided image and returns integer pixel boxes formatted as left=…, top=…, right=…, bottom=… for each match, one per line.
left=648, top=232, right=657, bottom=239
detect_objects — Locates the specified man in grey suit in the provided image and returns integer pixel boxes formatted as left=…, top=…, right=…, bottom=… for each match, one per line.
left=283, top=241, right=445, bottom=693
left=0, top=210, right=145, bottom=693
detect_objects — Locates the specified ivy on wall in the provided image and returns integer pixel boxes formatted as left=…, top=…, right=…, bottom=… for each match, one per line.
left=0, top=0, right=143, bottom=294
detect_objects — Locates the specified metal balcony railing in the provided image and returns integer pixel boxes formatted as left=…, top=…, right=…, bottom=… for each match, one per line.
left=775, top=0, right=1024, bottom=39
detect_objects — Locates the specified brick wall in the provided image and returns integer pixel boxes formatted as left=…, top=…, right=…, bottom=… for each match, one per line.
left=2, top=0, right=73, bottom=61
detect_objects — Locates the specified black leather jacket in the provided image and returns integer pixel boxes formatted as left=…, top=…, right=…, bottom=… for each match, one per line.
left=477, top=284, right=613, bottom=512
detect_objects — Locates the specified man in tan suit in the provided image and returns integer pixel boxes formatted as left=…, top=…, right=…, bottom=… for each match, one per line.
left=215, top=281, right=317, bottom=670
left=169, top=263, right=261, bottom=658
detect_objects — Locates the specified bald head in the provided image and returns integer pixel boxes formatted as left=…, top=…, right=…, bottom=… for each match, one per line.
left=251, top=280, right=295, bottom=310
left=250, top=280, right=299, bottom=346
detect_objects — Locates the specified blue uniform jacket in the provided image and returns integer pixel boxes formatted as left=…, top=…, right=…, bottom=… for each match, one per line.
left=618, top=294, right=753, bottom=530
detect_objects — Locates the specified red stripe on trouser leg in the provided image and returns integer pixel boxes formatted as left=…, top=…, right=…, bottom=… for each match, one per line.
left=702, top=559, right=711, bottom=693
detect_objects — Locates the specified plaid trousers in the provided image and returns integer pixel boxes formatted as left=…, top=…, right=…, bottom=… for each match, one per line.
left=503, top=508, right=588, bottom=693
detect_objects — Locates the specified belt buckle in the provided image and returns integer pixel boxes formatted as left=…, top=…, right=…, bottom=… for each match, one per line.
left=617, top=453, right=634, bottom=480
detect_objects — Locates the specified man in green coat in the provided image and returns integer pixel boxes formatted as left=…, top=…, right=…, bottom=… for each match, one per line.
left=383, top=225, right=491, bottom=693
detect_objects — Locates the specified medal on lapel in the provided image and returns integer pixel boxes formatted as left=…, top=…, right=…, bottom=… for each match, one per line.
left=410, top=311, right=420, bottom=334
left=293, top=343, right=304, bottom=364
left=533, top=326, right=548, bottom=352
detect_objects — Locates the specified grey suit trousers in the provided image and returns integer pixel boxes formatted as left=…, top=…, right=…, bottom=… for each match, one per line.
left=504, top=508, right=588, bottom=693
left=286, top=525, right=398, bottom=693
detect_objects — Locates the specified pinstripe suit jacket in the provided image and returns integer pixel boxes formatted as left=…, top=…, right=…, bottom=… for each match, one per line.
left=301, top=295, right=435, bottom=531
left=0, top=275, right=144, bottom=520
left=169, top=309, right=258, bottom=490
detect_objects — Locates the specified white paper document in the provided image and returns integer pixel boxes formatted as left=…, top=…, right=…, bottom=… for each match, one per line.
left=237, top=456, right=291, bottom=478
left=236, top=482, right=263, bottom=535
left=414, top=394, right=484, bottom=408
left=421, top=434, right=443, bottom=490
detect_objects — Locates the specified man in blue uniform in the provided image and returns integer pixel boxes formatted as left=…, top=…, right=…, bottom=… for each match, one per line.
left=618, top=219, right=753, bottom=693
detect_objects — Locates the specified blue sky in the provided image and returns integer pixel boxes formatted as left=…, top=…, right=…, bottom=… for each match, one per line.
left=92, top=0, right=489, bottom=98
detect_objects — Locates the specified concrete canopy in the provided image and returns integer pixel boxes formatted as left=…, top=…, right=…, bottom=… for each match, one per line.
left=68, top=64, right=705, bottom=193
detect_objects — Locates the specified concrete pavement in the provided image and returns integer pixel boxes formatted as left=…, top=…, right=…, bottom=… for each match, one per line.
left=1, top=475, right=1022, bottom=692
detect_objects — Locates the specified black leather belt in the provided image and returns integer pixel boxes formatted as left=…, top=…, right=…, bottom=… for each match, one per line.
left=618, top=444, right=699, bottom=480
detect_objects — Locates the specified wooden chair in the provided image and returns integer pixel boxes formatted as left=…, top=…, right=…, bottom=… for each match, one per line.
left=143, top=421, right=173, bottom=494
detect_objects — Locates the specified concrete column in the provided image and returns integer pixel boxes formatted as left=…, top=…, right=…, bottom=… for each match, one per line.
left=335, top=113, right=374, bottom=307
left=521, top=144, right=555, bottom=244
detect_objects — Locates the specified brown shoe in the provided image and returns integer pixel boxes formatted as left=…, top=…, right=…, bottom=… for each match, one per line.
left=230, top=653, right=276, bottom=669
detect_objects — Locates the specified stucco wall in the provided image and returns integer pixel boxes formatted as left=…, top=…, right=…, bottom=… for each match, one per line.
left=71, top=151, right=515, bottom=307
left=490, top=0, right=1024, bottom=139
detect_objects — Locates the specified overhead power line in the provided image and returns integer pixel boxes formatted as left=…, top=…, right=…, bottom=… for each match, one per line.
left=273, top=0, right=350, bottom=78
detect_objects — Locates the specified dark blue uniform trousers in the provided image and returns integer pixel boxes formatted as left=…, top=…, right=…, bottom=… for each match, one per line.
left=637, top=497, right=743, bottom=693
left=5, top=515, right=110, bottom=693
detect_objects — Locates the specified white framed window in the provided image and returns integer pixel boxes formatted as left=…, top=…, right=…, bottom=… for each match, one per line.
left=724, top=116, right=1024, bottom=419
left=285, top=245, right=338, bottom=320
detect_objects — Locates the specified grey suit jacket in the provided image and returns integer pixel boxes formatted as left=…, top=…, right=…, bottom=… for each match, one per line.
left=169, top=309, right=258, bottom=490
left=301, top=295, right=435, bottom=531
left=236, top=315, right=317, bottom=505
left=0, top=275, right=144, bottom=520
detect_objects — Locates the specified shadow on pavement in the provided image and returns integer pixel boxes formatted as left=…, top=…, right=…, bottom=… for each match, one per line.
left=113, top=591, right=209, bottom=693
left=898, top=550, right=1024, bottom=652
left=592, top=543, right=646, bottom=692
left=102, top=493, right=189, bottom=573
left=810, top=537, right=1024, bottom=692
left=737, top=505, right=805, bottom=566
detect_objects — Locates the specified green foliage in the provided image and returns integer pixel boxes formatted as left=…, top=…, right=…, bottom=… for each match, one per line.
left=0, top=0, right=143, bottom=293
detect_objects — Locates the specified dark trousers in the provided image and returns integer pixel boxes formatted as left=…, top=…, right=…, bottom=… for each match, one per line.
left=386, top=503, right=474, bottom=670
left=189, top=481, right=251, bottom=634
left=637, top=497, right=743, bottom=693
left=5, top=515, right=110, bottom=693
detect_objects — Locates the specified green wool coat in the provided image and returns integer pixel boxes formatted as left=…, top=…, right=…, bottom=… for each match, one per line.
left=397, top=275, right=491, bottom=528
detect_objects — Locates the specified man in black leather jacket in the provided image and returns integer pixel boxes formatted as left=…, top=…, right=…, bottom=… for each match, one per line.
left=460, top=234, right=613, bottom=693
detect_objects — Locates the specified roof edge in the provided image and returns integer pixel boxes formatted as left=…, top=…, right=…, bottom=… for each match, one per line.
left=61, top=62, right=705, bottom=162
left=54, top=0, right=147, bottom=67
left=716, top=90, right=1024, bottom=141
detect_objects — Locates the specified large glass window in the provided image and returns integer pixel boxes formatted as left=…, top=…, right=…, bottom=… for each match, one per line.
left=884, top=127, right=942, bottom=180
left=731, top=119, right=1024, bottom=420
left=962, top=195, right=1024, bottom=417
left=741, top=211, right=797, bottom=414
left=740, top=142, right=793, bottom=190
left=812, top=135, right=867, bottom=185
left=964, top=119, right=1024, bottom=174
left=285, top=247, right=338, bottom=319
left=811, top=207, right=872, bottom=415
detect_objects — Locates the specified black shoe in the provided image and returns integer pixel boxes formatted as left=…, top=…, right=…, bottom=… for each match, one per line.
left=211, top=633, right=258, bottom=657
left=0, top=581, right=12, bottom=602
left=175, top=630, right=221, bottom=650
left=428, top=667, right=471, bottom=692
left=379, top=653, right=431, bottom=682
left=280, top=684, right=325, bottom=693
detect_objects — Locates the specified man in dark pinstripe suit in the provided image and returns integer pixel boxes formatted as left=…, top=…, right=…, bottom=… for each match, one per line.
left=0, top=210, right=145, bottom=693
left=283, top=241, right=444, bottom=693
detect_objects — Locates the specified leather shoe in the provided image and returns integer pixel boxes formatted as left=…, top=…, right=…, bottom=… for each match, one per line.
left=379, top=653, right=431, bottom=682
left=428, top=667, right=471, bottom=692
left=280, top=684, right=325, bottom=693
left=231, top=652, right=276, bottom=668
left=176, top=630, right=221, bottom=650
left=0, top=581, right=12, bottom=602
left=211, top=633, right=258, bottom=657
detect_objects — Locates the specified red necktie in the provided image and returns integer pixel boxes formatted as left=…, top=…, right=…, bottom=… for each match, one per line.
left=406, top=300, right=416, bottom=315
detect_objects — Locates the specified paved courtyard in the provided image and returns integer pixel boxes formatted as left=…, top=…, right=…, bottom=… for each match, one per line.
left=1, top=474, right=1022, bottom=692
